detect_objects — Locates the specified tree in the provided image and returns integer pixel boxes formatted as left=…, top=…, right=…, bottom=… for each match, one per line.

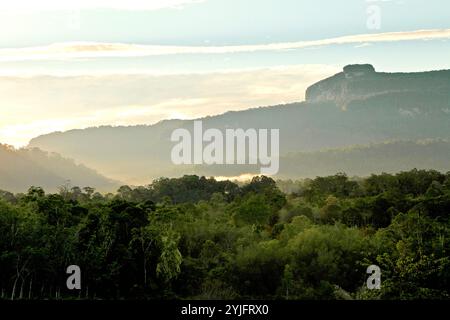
left=156, top=230, right=182, bottom=283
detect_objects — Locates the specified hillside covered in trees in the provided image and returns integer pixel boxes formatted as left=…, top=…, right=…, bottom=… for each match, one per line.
left=194, top=139, right=450, bottom=178
left=0, top=144, right=119, bottom=193
left=0, top=170, right=449, bottom=300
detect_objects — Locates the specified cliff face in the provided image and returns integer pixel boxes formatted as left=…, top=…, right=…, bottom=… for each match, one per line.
left=305, top=64, right=450, bottom=108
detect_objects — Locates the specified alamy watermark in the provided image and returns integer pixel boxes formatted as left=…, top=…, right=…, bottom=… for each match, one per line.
left=366, top=265, right=381, bottom=290
left=366, top=0, right=382, bottom=30
left=170, top=121, right=280, bottom=175
left=67, top=10, right=82, bottom=31
left=66, top=265, right=81, bottom=290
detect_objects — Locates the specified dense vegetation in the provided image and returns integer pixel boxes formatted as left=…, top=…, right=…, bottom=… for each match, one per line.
left=0, top=169, right=449, bottom=300
left=0, top=144, right=118, bottom=193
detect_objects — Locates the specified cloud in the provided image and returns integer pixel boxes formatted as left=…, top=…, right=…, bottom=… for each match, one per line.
left=0, top=29, right=449, bottom=62
left=354, top=42, right=373, bottom=48
left=0, top=64, right=339, bottom=147
left=1, top=0, right=205, bottom=12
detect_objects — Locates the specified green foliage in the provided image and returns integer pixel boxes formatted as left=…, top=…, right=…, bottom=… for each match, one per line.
left=156, top=230, right=182, bottom=283
left=0, top=170, right=448, bottom=300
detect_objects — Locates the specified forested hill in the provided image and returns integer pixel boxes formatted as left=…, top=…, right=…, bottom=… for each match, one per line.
left=0, top=144, right=119, bottom=193
left=193, top=140, right=450, bottom=178
left=305, top=64, right=450, bottom=108
left=27, top=65, right=450, bottom=183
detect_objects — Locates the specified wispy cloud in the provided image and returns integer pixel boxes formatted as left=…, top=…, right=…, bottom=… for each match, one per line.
left=1, top=29, right=449, bottom=62
left=1, top=0, right=205, bottom=12
left=354, top=42, right=373, bottom=48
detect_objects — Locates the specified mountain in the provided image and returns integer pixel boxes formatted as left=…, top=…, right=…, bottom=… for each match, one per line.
left=306, top=64, right=450, bottom=108
left=28, top=65, right=450, bottom=183
left=278, top=139, right=450, bottom=178
left=193, top=140, right=450, bottom=178
left=0, top=144, right=120, bottom=193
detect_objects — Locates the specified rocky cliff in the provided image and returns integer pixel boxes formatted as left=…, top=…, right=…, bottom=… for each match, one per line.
left=305, top=64, right=450, bottom=109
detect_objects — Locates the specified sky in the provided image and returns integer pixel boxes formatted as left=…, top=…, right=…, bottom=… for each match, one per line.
left=1, top=0, right=450, bottom=147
